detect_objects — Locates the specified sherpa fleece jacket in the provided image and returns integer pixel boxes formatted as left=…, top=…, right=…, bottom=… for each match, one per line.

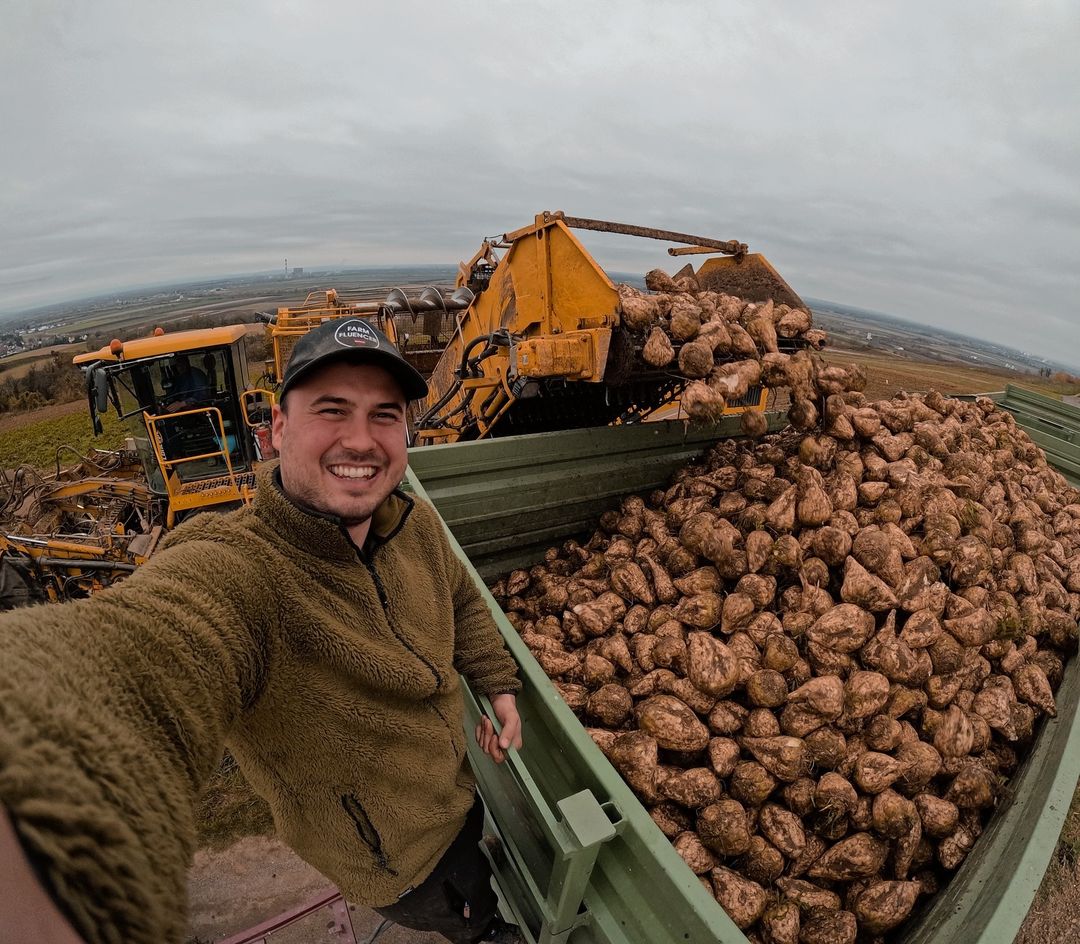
left=0, top=460, right=520, bottom=944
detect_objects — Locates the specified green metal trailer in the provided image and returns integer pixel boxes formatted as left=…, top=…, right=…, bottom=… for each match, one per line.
left=405, top=392, right=1080, bottom=944
left=971, top=385, right=1080, bottom=486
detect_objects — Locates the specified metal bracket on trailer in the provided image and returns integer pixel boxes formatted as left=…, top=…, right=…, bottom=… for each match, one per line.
left=464, top=686, right=623, bottom=944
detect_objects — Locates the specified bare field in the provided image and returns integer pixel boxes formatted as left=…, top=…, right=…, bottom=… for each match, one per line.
left=0, top=342, right=86, bottom=381
left=187, top=837, right=441, bottom=944
left=820, top=348, right=1077, bottom=400
left=38, top=270, right=458, bottom=339
left=1017, top=858, right=1080, bottom=943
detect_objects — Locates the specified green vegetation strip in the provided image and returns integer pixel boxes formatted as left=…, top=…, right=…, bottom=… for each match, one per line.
left=0, top=409, right=129, bottom=471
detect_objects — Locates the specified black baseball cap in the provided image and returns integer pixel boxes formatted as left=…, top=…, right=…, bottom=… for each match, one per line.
left=280, top=318, right=429, bottom=402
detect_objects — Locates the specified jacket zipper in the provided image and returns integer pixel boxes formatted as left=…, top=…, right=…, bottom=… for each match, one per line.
left=361, top=548, right=457, bottom=754
left=355, top=539, right=443, bottom=689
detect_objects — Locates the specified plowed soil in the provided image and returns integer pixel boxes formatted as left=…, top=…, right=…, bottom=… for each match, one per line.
left=0, top=398, right=84, bottom=435
left=820, top=349, right=1032, bottom=400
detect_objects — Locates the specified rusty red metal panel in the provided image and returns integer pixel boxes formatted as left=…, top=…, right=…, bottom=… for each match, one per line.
left=216, top=887, right=357, bottom=944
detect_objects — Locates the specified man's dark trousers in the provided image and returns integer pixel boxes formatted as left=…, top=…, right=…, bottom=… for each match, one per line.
left=374, top=795, right=500, bottom=943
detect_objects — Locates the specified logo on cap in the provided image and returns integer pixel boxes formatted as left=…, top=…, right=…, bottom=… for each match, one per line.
left=333, top=319, right=381, bottom=349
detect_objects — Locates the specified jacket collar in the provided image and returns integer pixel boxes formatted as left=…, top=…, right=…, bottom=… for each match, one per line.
left=253, top=460, right=414, bottom=558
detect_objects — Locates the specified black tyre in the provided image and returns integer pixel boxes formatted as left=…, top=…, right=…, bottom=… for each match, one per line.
left=0, top=556, right=40, bottom=610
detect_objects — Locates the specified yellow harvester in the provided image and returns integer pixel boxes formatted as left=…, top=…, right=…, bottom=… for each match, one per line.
left=0, top=211, right=806, bottom=602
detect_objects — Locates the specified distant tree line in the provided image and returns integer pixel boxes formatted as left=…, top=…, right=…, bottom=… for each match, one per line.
left=0, top=353, right=85, bottom=415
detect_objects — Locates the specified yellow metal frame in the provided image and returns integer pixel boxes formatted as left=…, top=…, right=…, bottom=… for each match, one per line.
left=34, top=477, right=152, bottom=505
left=240, top=388, right=276, bottom=426
left=2, top=534, right=111, bottom=560
left=415, top=212, right=797, bottom=444
left=0, top=545, right=103, bottom=602
left=0, top=489, right=157, bottom=600
left=418, top=214, right=621, bottom=444
left=644, top=386, right=769, bottom=423
left=144, top=406, right=255, bottom=527
left=269, top=291, right=401, bottom=384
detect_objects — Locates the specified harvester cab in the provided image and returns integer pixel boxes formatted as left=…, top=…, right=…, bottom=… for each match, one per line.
left=0, top=326, right=275, bottom=606
left=74, top=325, right=276, bottom=527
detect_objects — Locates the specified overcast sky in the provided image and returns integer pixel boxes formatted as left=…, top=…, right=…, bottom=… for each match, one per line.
left=2, top=1, right=1077, bottom=361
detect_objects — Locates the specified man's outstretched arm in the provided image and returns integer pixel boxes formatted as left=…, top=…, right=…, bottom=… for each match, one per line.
left=0, top=539, right=268, bottom=944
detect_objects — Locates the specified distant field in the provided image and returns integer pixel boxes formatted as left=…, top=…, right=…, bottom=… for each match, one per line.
left=820, top=349, right=1080, bottom=400
left=47, top=271, right=458, bottom=338
left=0, top=404, right=127, bottom=471
left=4, top=273, right=1076, bottom=469
left=0, top=342, right=86, bottom=381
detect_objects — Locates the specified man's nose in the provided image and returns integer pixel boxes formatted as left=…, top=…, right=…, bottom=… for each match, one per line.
left=339, top=416, right=378, bottom=452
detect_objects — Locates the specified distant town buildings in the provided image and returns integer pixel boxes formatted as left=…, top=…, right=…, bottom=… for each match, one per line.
left=0, top=332, right=88, bottom=359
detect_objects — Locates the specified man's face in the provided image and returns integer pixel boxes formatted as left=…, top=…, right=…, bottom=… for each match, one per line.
left=271, top=360, right=409, bottom=527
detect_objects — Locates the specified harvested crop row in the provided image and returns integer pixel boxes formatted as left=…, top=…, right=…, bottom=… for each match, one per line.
left=493, top=275, right=1080, bottom=941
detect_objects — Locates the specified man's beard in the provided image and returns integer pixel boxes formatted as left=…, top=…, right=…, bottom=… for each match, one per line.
left=279, top=448, right=392, bottom=526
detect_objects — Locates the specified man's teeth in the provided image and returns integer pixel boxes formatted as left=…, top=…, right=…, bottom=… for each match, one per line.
left=328, top=465, right=377, bottom=480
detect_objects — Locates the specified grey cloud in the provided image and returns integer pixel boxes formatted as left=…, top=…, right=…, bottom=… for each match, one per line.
left=1, top=0, right=1077, bottom=363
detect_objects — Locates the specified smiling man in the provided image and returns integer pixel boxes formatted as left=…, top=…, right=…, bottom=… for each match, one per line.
left=0, top=319, right=524, bottom=944
left=273, top=322, right=420, bottom=545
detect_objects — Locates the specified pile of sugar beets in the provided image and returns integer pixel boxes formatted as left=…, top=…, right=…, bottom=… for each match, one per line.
left=490, top=270, right=1080, bottom=943
left=618, top=268, right=830, bottom=434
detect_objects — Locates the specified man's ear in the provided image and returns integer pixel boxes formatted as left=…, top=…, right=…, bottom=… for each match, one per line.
left=271, top=402, right=285, bottom=451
